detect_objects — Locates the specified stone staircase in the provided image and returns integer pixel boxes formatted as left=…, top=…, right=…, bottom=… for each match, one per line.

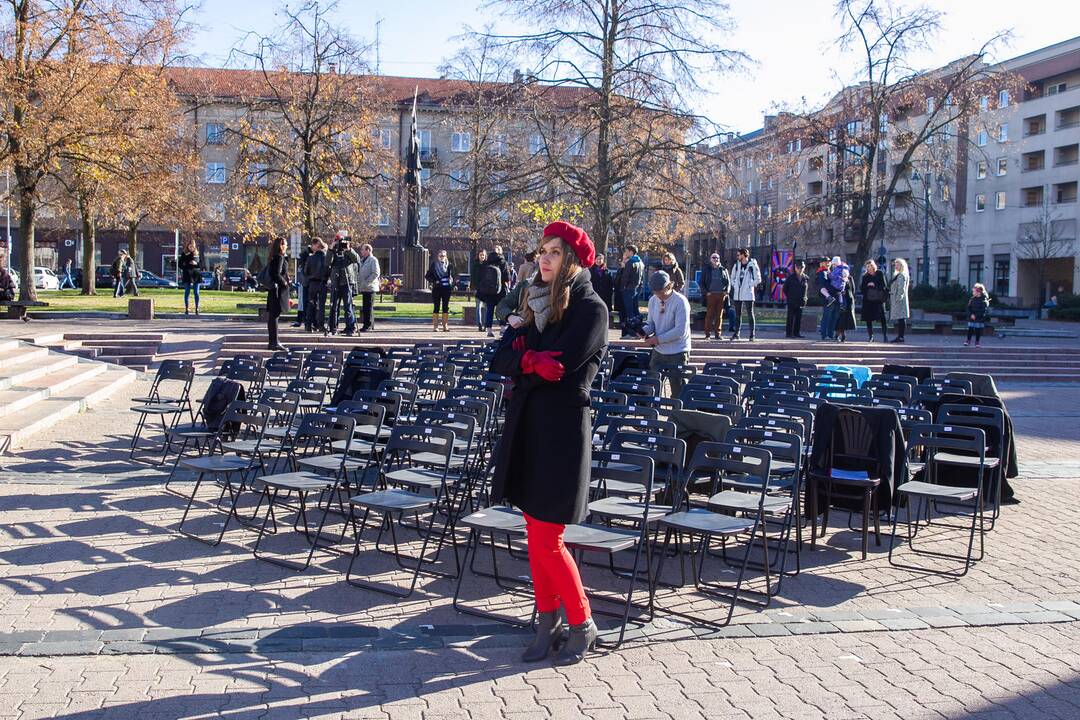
left=214, top=329, right=1080, bottom=383
left=23, top=332, right=165, bottom=372
left=0, top=339, right=137, bottom=454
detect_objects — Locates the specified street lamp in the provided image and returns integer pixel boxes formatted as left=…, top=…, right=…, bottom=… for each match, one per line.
left=920, top=158, right=931, bottom=287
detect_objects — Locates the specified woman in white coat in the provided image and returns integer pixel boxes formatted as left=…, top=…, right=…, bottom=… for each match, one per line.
left=888, top=258, right=911, bottom=343
left=728, top=248, right=762, bottom=341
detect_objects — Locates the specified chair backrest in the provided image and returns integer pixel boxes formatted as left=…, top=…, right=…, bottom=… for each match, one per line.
left=831, top=407, right=878, bottom=470
left=264, top=354, right=303, bottom=382
left=381, top=424, right=457, bottom=486
left=378, top=379, right=419, bottom=412
left=447, top=388, right=499, bottom=416
left=333, top=401, right=386, bottom=448
left=677, top=441, right=772, bottom=505
left=609, top=432, right=686, bottom=483
left=725, top=426, right=802, bottom=468
left=820, top=387, right=873, bottom=403
left=755, top=373, right=810, bottom=391
left=286, top=378, right=326, bottom=408
left=681, top=381, right=741, bottom=401
left=216, top=401, right=271, bottom=445
left=683, top=389, right=740, bottom=407
left=219, top=358, right=258, bottom=376
left=924, top=378, right=973, bottom=395
left=773, top=393, right=822, bottom=414
left=293, top=412, right=357, bottom=463
left=750, top=405, right=814, bottom=446
left=224, top=364, right=267, bottom=396
left=682, top=398, right=743, bottom=419
left=417, top=409, right=477, bottom=456
left=907, top=423, right=987, bottom=484
left=700, top=366, right=753, bottom=384
left=591, top=389, right=629, bottom=407
left=866, top=381, right=912, bottom=404
left=591, top=449, right=657, bottom=500
left=152, top=360, right=195, bottom=389
left=308, top=347, right=344, bottom=364
left=435, top=398, right=488, bottom=440
left=629, top=395, right=684, bottom=416
left=258, top=388, right=300, bottom=427
left=936, top=404, right=1006, bottom=459
left=685, top=374, right=742, bottom=395
left=603, top=417, right=676, bottom=447
left=595, top=404, right=660, bottom=424
left=351, top=388, right=404, bottom=424
left=737, top=417, right=805, bottom=446
left=610, top=379, right=663, bottom=397
left=911, top=385, right=942, bottom=408
left=878, top=373, right=919, bottom=389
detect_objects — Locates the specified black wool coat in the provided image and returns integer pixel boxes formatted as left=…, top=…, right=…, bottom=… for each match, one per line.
left=489, top=270, right=609, bottom=524
left=859, top=270, right=887, bottom=322
left=838, top=278, right=857, bottom=332
left=265, top=254, right=291, bottom=317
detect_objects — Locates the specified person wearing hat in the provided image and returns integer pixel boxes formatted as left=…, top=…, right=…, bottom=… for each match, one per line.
left=490, top=220, right=607, bottom=667
left=639, top=270, right=691, bottom=397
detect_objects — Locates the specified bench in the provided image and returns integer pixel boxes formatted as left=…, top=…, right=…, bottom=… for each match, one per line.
left=0, top=300, right=48, bottom=321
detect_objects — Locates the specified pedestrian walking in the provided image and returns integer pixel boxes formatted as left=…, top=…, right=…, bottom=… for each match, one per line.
left=859, top=260, right=888, bottom=342
left=303, top=239, right=328, bottom=333
left=111, top=251, right=127, bottom=298
left=470, top=248, right=488, bottom=331
left=639, top=270, right=692, bottom=398
left=265, top=236, right=290, bottom=351
left=490, top=220, right=607, bottom=666
left=618, top=245, right=645, bottom=338
left=179, top=239, right=202, bottom=315
left=59, top=258, right=76, bottom=290
left=729, top=248, right=761, bottom=341
left=425, top=249, right=456, bottom=332
left=355, top=242, right=380, bottom=332
left=475, top=251, right=506, bottom=337
left=701, top=252, right=730, bottom=339
left=326, top=234, right=360, bottom=336
left=782, top=260, right=808, bottom=338
left=888, top=258, right=910, bottom=343
left=123, top=253, right=140, bottom=296
left=490, top=244, right=512, bottom=295
left=964, top=283, right=990, bottom=348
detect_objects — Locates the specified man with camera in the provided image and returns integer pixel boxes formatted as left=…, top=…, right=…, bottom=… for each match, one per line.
left=326, top=233, right=361, bottom=336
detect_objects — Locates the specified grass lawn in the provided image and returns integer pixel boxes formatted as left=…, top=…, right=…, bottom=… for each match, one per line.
left=35, top=289, right=470, bottom=319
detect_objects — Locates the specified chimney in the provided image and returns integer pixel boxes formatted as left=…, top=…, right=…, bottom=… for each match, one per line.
left=764, top=114, right=777, bottom=130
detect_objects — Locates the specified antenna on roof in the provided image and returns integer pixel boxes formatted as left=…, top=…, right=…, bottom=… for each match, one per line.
left=375, top=16, right=382, bottom=75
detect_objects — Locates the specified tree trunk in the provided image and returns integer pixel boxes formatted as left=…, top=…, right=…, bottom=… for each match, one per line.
left=17, top=190, right=36, bottom=302
left=127, top=220, right=139, bottom=272
left=81, top=212, right=96, bottom=296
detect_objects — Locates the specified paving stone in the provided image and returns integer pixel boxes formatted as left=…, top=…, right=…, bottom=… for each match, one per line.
left=18, top=641, right=103, bottom=656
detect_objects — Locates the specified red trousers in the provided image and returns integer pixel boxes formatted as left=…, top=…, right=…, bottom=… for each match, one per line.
left=524, top=513, right=591, bottom=625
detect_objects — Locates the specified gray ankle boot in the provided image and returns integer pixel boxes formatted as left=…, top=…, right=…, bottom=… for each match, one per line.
left=521, top=611, right=563, bottom=662
left=553, top=618, right=597, bottom=666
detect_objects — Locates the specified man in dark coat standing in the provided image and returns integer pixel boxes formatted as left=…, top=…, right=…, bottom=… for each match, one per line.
left=782, top=260, right=808, bottom=338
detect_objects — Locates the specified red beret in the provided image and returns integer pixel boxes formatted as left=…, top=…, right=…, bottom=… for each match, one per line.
left=542, top=221, right=595, bottom=268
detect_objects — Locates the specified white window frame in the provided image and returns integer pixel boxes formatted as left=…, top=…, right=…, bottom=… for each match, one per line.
left=996, top=158, right=1008, bottom=177
left=998, top=123, right=1009, bottom=143
left=449, top=167, right=471, bottom=190
left=979, top=95, right=989, bottom=112
left=418, top=206, right=430, bottom=228
left=451, top=131, right=472, bottom=153
left=998, top=89, right=1010, bottom=108
left=995, top=191, right=1006, bottom=210
left=528, top=134, right=546, bottom=156
left=419, top=168, right=432, bottom=185
left=926, top=97, right=936, bottom=114
left=975, top=193, right=986, bottom=212
left=247, top=162, right=268, bottom=187
left=377, top=207, right=391, bottom=227
left=976, top=160, right=987, bottom=179
left=418, top=129, right=432, bottom=152
left=379, top=128, right=393, bottom=149
left=205, top=162, right=226, bottom=185
left=977, top=130, right=988, bottom=147
left=490, top=134, right=507, bottom=156
left=567, top=135, right=586, bottom=157
left=206, top=123, right=225, bottom=145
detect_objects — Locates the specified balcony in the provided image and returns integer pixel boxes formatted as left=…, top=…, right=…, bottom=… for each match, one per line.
left=1024, top=114, right=1046, bottom=137
left=1054, top=144, right=1079, bottom=167
left=1053, top=181, right=1077, bottom=204
left=1022, top=150, right=1045, bottom=172
left=1022, top=186, right=1044, bottom=208
left=1057, top=106, right=1080, bottom=130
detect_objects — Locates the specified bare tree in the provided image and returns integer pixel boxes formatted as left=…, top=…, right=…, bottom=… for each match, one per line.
left=479, top=0, right=746, bottom=256
left=0, top=0, right=191, bottom=301
left=223, top=1, right=386, bottom=248
left=775, top=0, right=1023, bottom=272
left=1017, top=200, right=1073, bottom=306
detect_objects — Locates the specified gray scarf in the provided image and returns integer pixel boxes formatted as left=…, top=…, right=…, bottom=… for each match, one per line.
left=526, top=282, right=553, bottom=333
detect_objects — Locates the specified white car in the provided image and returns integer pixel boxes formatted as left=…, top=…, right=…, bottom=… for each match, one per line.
left=33, top=267, right=60, bottom=290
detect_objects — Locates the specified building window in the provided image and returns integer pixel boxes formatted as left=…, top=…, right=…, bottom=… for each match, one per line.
left=998, top=123, right=1009, bottom=142
left=490, top=134, right=507, bottom=156
left=247, top=163, right=268, bottom=187
left=418, top=129, right=432, bottom=152
left=206, top=123, right=225, bottom=145
left=418, top=206, right=430, bottom=228
left=996, top=158, right=1008, bottom=176
left=937, top=256, right=951, bottom=287
left=968, top=257, right=984, bottom=288
left=975, top=193, right=986, bottom=212
left=449, top=168, right=470, bottom=190
left=205, top=162, right=226, bottom=184
left=786, top=138, right=801, bottom=153
left=419, top=167, right=431, bottom=185
left=995, top=191, right=1006, bottom=210
left=993, top=254, right=1010, bottom=296
left=976, top=160, right=987, bottom=179
left=567, top=135, right=586, bottom=157
left=450, top=208, right=467, bottom=228
left=746, top=180, right=753, bottom=194
left=998, top=89, right=1010, bottom=108
left=977, top=130, right=988, bottom=147
left=451, top=131, right=472, bottom=153
left=926, top=97, right=935, bottom=114
left=529, top=134, right=546, bottom=155
left=979, top=95, right=989, bottom=112
left=376, top=207, right=391, bottom=227
left=378, top=128, right=392, bottom=149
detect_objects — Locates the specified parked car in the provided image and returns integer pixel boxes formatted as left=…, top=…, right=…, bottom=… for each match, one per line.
left=33, top=266, right=60, bottom=290
left=455, top=276, right=470, bottom=292
left=685, top=279, right=702, bottom=303
left=95, top=265, right=115, bottom=289
left=138, top=270, right=178, bottom=288
left=224, top=267, right=252, bottom=290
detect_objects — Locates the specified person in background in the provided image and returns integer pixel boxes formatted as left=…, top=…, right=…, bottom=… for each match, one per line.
left=639, top=270, right=692, bottom=398
left=179, top=239, right=202, bottom=315
left=326, top=234, right=361, bottom=336
left=588, top=255, right=613, bottom=313
left=470, top=248, right=488, bottom=331
left=111, top=251, right=127, bottom=298
left=123, top=252, right=140, bottom=296
left=355, top=241, right=380, bottom=332
left=859, top=259, right=888, bottom=342
left=489, top=244, right=512, bottom=295
left=213, top=264, right=224, bottom=291
left=59, top=258, right=76, bottom=290
left=476, top=250, right=507, bottom=337
left=618, top=245, right=645, bottom=338
left=728, top=247, right=761, bottom=341
left=659, top=252, right=685, bottom=293
left=701, top=252, right=730, bottom=340
left=265, top=236, right=290, bottom=351
left=815, top=257, right=834, bottom=340
left=782, top=260, right=808, bottom=338
left=292, top=241, right=311, bottom=327
left=0, top=255, right=16, bottom=302
left=888, top=258, right=910, bottom=343
left=517, top=251, right=537, bottom=285
left=965, top=283, right=990, bottom=348
left=836, top=269, right=856, bottom=343
left=303, top=238, right=328, bottom=333
left=425, top=249, right=456, bottom=332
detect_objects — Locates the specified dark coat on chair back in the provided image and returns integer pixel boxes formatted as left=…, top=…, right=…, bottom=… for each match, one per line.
left=489, top=269, right=609, bottom=524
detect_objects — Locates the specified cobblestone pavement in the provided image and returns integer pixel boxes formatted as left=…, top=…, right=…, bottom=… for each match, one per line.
left=0, top=378, right=1077, bottom=717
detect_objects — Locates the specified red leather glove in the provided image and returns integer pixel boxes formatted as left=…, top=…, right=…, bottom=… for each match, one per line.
left=521, top=350, right=565, bottom=382
left=512, top=335, right=526, bottom=352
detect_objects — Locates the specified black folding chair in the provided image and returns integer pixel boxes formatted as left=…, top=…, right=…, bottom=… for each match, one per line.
left=130, top=362, right=195, bottom=463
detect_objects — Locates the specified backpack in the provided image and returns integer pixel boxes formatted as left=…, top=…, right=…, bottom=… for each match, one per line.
left=201, top=378, right=244, bottom=432
left=475, top=264, right=502, bottom=296
left=256, top=264, right=273, bottom=291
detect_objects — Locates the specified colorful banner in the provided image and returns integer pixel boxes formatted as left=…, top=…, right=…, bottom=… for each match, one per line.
left=770, top=249, right=792, bottom=302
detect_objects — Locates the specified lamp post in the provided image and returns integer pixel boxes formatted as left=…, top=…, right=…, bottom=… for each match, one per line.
left=920, top=157, right=931, bottom=287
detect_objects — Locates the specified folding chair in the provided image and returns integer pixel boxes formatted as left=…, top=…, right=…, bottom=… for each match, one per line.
left=132, top=360, right=194, bottom=405
left=176, top=401, right=271, bottom=546
left=936, top=404, right=1006, bottom=525
left=163, top=379, right=247, bottom=487
left=130, top=362, right=195, bottom=462
left=610, top=379, right=663, bottom=399
left=287, top=378, right=326, bottom=415
left=889, top=424, right=988, bottom=576
left=264, top=353, right=303, bottom=387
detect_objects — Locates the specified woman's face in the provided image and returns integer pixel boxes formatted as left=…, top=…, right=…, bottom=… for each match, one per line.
left=437, top=252, right=447, bottom=262
left=537, top=237, right=565, bottom=283
left=893, top=261, right=902, bottom=272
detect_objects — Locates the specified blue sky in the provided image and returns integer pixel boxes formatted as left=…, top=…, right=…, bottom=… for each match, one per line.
left=188, top=0, right=1080, bottom=134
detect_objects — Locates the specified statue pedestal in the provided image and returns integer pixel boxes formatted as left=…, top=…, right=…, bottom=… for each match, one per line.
left=398, top=245, right=431, bottom=302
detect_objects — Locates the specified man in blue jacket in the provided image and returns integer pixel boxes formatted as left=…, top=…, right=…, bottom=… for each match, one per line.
left=619, top=245, right=644, bottom=338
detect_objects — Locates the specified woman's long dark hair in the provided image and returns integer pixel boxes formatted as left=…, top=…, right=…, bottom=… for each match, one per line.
left=270, top=236, right=287, bottom=259
left=520, top=237, right=583, bottom=327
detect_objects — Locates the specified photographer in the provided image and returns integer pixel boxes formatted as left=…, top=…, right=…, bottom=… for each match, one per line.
left=326, top=233, right=361, bottom=336
left=639, top=271, right=691, bottom=398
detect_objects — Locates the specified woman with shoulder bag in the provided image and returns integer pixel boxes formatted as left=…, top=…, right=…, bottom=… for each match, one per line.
left=179, top=239, right=203, bottom=316
left=424, top=249, right=456, bottom=332
left=859, top=260, right=888, bottom=342
left=490, top=221, right=608, bottom=666
left=265, top=236, right=291, bottom=351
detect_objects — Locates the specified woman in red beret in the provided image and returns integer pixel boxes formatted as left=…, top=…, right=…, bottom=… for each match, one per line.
left=490, top=221, right=609, bottom=665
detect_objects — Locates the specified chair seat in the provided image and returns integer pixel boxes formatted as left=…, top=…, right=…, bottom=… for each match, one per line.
left=895, top=481, right=979, bottom=502
left=132, top=403, right=187, bottom=416
left=563, top=523, right=641, bottom=553
left=165, top=423, right=213, bottom=441
left=221, top=439, right=282, bottom=454
left=349, top=489, right=435, bottom=513
left=587, top=497, right=670, bottom=523
left=411, top=451, right=469, bottom=468
left=264, top=425, right=299, bottom=440
left=589, top=477, right=664, bottom=498
left=817, top=468, right=881, bottom=487
left=932, top=452, right=1000, bottom=469
left=459, top=506, right=526, bottom=534
left=297, top=454, right=372, bottom=472
left=907, top=461, right=926, bottom=475
left=257, top=471, right=334, bottom=492
left=179, top=455, right=251, bottom=473
left=707, top=491, right=790, bottom=515
left=355, top=426, right=392, bottom=440
left=660, top=508, right=756, bottom=536
left=384, top=466, right=452, bottom=490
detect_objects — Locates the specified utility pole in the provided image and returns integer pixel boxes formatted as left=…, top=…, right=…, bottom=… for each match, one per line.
left=921, top=157, right=931, bottom=287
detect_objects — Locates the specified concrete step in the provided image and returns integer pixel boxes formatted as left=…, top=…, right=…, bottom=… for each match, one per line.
left=0, top=362, right=109, bottom=419
left=62, top=333, right=165, bottom=342
left=0, top=352, right=79, bottom=390
left=0, top=367, right=136, bottom=453
left=17, top=333, right=65, bottom=346
left=0, top=345, right=50, bottom=370
left=93, top=347, right=160, bottom=358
